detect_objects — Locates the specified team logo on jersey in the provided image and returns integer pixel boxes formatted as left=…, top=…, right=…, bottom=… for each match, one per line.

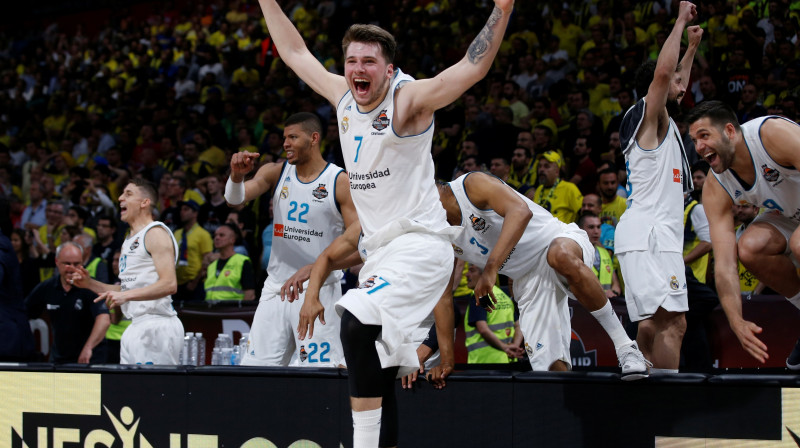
left=372, top=109, right=390, bottom=131
left=341, top=116, right=349, bottom=134
left=360, top=276, right=376, bottom=289
left=280, top=186, right=289, bottom=199
left=761, top=164, right=780, bottom=183
left=312, top=184, right=329, bottom=199
left=469, top=214, right=486, bottom=232
left=669, top=275, right=679, bottom=290
left=129, top=237, right=139, bottom=251
left=74, top=298, right=83, bottom=311
left=452, top=245, right=464, bottom=255
left=525, top=342, right=533, bottom=356
left=273, top=224, right=285, bottom=237
left=673, top=168, right=681, bottom=183
left=734, top=190, right=743, bottom=199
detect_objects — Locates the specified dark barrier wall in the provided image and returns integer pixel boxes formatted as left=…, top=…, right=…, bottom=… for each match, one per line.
left=27, top=295, right=800, bottom=368
left=2, top=365, right=800, bottom=447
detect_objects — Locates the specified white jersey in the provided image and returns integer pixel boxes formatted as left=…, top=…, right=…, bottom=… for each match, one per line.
left=119, top=221, right=179, bottom=320
left=713, top=116, right=800, bottom=222
left=616, top=99, right=692, bottom=253
left=266, top=161, right=345, bottom=289
left=449, top=173, right=566, bottom=279
left=336, top=68, right=449, bottom=250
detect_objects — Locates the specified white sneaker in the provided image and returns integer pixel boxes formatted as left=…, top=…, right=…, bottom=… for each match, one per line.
left=617, top=342, right=651, bottom=381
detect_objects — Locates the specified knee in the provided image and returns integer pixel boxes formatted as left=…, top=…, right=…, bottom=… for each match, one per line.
left=663, top=312, right=687, bottom=339
left=637, top=320, right=657, bottom=341
left=737, top=234, right=766, bottom=268
left=547, top=240, right=582, bottom=277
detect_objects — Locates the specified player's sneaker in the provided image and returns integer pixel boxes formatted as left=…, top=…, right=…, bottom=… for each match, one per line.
left=786, top=337, right=800, bottom=371
left=617, top=342, right=652, bottom=381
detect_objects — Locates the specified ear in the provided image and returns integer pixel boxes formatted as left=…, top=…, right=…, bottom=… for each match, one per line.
left=386, top=63, right=394, bottom=78
left=724, top=122, right=737, bottom=140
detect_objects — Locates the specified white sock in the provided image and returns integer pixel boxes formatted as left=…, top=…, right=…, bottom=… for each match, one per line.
left=651, top=368, right=679, bottom=374
left=590, top=301, right=632, bottom=350
left=352, top=408, right=381, bottom=448
left=787, top=290, right=800, bottom=309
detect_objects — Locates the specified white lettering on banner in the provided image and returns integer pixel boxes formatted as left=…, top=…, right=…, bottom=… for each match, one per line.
left=222, top=319, right=251, bottom=343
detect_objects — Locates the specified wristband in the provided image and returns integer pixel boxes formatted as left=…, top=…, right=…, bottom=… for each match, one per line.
left=224, top=177, right=245, bottom=205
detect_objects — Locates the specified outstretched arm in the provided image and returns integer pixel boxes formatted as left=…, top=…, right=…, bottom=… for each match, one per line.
left=678, top=25, right=703, bottom=91
left=396, top=0, right=514, bottom=126
left=225, top=155, right=283, bottom=206
left=256, top=0, right=347, bottom=105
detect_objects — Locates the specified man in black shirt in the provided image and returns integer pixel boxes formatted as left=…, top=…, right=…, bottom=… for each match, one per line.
left=25, top=242, right=110, bottom=363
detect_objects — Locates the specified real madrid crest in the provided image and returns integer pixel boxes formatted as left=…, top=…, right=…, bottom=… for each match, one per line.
left=341, top=116, right=350, bottom=134
left=669, top=275, right=679, bottom=290
left=280, top=186, right=289, bottom=199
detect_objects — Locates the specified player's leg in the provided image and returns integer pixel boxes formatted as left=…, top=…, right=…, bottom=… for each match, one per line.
left=739, top=221, right=800, bottom=297
left=290, top=282, right=345, bottom=367
left=548, top=234, right=649, bottom=378
left=636, top=318, right=657, bottom=362
left=649, top=307, right=686, bottom=371
left=241, top=291, right=294, bottom=366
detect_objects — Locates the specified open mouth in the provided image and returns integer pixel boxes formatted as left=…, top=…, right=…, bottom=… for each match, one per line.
left=704, top=151, right=717, bottom=165
left=354, top=78, right=370, bottom=96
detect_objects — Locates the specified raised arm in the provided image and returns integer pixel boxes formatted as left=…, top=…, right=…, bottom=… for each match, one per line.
left=678, top=26, right=703, bottom=91
left=463, top=173, right=532, bottom=302
left=703, top=176, right=768, bottom=362
left=396, top=0, right=514, bottom=121
left=225, top=155, right=283, bottom=206
left=256, top=0, right=347, bottom=105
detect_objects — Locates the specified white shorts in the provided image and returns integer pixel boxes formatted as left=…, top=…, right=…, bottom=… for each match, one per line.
left=618, top=247, right=687, bottom=322
left=241, top=280, right=344, bottom=367
left=335, top=232, right=452, bottom=378
left=120, top=315, right=184, bottom=365
left=752, top=211, right=800, bottom=266
left=514, top=224, right=594, bottom=371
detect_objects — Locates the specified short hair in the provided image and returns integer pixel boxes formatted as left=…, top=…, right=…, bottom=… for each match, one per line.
left=684, top=100, right=742, bottom=133
left=130, top=178, right=158, bottom=207
left=285, top=112, right=323, bottom=137
left=577, top=212, right=600, bottom=228
left=97, top=215, right=117, bottom=228
left=74, top=233, right=93, bottom=251
left=342, top=24, right=397, bottom=64
left=69, top=205, right=88, bottom=223
left=218, top=222, right=242, bottom=243
left=55, top=241, right=83, bottom=259
left=598, top=168, right=617, bottom=179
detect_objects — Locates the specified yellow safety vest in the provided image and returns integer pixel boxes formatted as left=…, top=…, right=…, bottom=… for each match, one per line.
left=464, top=286, right=516, bottom=364
left=683, top=200, right=709, bottom=283
left=204, top=253, right=250, bottom=301
left=591, top=246, right=614, bottom=290
left=105, top=308, right=131, bottom=341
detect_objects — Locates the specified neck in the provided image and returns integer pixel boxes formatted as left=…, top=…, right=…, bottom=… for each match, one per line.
left=127, top=214, right=153, bottom=235
left=441, top=189, right=461, bottom=225
left=210, top=192, right=225, bottom=206
left=544, top=177, right=559, bottom=188
left=731, top=133, right=754, bottom=178
left=183, top=220, right=196, bottom=231
left=294, top=155, right=328, bottom=182
left=219, top=246, right=235, bottom=259
left=101, top=235, right=113, bottom=246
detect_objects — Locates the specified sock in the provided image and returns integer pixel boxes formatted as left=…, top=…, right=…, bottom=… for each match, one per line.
left=590, top=301, right=632, bottom=350
left=787, top=290, right=800, bottom=309
left=353, top=408, right=382, bottom=448
left=651, top=368, right=679, bottom=374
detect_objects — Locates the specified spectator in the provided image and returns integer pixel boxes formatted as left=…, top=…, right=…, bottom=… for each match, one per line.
left=508, top=146, right=536, bottom=193
left=92, top=215, right=121, bottom=269
left=24, top=242, right=110, bottom=363
left=488, top=157, right=518, bottom=189
left=20, top=180, right=47, bottom=230
left=11, top=229, right=39, bottom=297
left=173, top=199, right=213, bottom=301
left=197, top=174, right=234, bottom=235
left=527, top=151, right=582, bottom=224
left=597, top=169, right=626, bottom=227
left=463, top=263, right=522, bottom=364
left=578, top=213, right=621, bottom=298
left=73, top=233, right=109, bottom=284
left=568, top=137, right=597, bottom=195
left=736, top=83, right=768, bottom=124
left=204, top=223, right=255, bottom=301
left=0, top=229, right=35, bottom=361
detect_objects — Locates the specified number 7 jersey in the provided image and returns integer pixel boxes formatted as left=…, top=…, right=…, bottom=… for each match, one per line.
left=266, top=161, right=345, bottom=287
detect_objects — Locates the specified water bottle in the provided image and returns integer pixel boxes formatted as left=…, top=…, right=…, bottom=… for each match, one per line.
left=211, top=347, right=222, bottom=365
left=239, top=333, right=250, bottom=359
left=221, top=347, right=233, bottom=365
left=182, top=332, right=193, bottom=365
left=195, top=332, right=206, bottom=366
left=188, top=333, right=198, bottom=366
left=232, top=346, right=241, bottom=365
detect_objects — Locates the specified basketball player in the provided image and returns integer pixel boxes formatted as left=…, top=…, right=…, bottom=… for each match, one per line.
left=686, top=100, right=800, bottom=364
left=249, top=0, right=514, bottom=446
left=226, top=112, right=357, bottom=368
left=615, top=2, right=702, bottom=373
left=68, top=179, right=184, bottom=365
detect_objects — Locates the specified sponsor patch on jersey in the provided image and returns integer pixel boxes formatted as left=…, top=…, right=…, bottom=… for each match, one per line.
left=340, top=116, right=349, bottom=134
left=280, top=186, right=289, bottom=200
left=129, top=237, right=140, bottom=251
left=273, top=224, right=284, bottom=238
left=761, top=164, right=780, bottom=183
left=469, top=214, right=486, bottom=231
left=312, top=184, right=329, bottom=199
left=673, top=168, right=681, bottom=183
left=669, top=275, right=679, bottom=290
left=372, top=109, right=390, bottom=131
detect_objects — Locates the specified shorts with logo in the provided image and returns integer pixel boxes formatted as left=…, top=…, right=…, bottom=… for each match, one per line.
left=617, top=231, right=687, bottom=321
left=121, top=315, right=184, bottom=365
left=242, top=280, right=345, bottom=367
left=336, top=231, right=452, bottom=378
left=514, top=223, right=594, bottom=371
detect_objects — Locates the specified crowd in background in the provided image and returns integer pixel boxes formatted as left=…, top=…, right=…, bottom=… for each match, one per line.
left=0, top=0, right=798, bottom=363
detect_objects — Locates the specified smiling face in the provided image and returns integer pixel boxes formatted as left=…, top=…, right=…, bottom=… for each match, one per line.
left=689, top=118, right=736, bottom=174
left=344, top=42, right=394, bottom=110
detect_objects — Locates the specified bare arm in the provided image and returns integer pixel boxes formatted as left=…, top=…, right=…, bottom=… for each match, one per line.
left=78, top=313, right=110, bottom=363
left=395, top=0, right=514, bottom=134
left=121, top=226, right=179, bottom=302
left=335, top=170, right=358, bottom=229
left=463, top=173, right=532, bottom=302
left=226, top=154, right=283, bottom=205
left=704, top=176, right=768, bottom=362
left=677, top=26, right=703, bottom=91
left=684, top=241, right=712, bottom=264
left=760, top=118, right=800, bottom=170
left=256, top=0, right=347, bottom=105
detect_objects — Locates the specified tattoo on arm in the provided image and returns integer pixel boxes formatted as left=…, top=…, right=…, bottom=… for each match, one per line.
left=468, top=7, right=501, bottom=64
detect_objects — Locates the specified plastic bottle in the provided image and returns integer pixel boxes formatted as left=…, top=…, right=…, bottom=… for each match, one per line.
left=232, top=346, right=241, bottom=365
left=221, top=347, right=233, bottom=365
left=182, top=332, right=193, bottom=365
left=211, top=347, right=222, bottom=365
left=188, top=333, right=198, bottom=366
left=195, top=332, right=206, bottom=366
left=239, top=333, right=250, bottom=359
